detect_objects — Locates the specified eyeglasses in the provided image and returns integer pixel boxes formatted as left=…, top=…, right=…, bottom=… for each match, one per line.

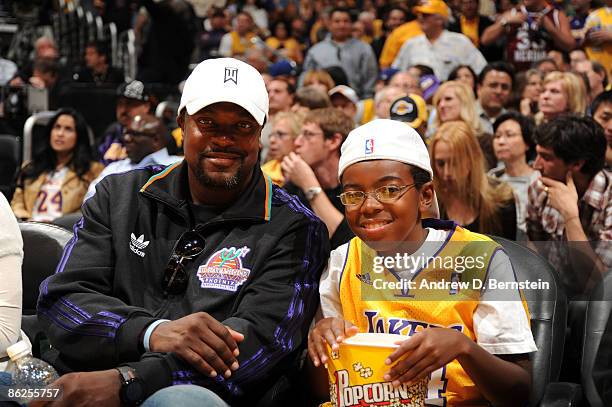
left=270, top=131, right=292, bottom=139
left=162, top=230, right=205, bottom=295
left=338, top=184, right=416, bottom=206
left=300, top=130, right=324, bottom=139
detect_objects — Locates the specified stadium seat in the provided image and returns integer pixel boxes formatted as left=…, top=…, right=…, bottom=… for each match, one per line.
left=21, top=110, right=56, bottom=164
left=491, top=237, right=570, bottom=406
left=0, top=134, right=20, bottom=201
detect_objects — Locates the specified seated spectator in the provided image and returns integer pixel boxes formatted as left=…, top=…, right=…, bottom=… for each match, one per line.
left=430, top=120, right=517, bottom=240
left=73, top=41, right=125, bottom=85
left=261, top=112, right=302, bottom=186
left=392, top=0, right=487, bottom=80
left=374, top=86, right=406, bottom=119
left=265, top=20, right=303, bottom=64
left=281, top=107, right=355, bottom=249
left=371, top=6, right=409, bottom=60
left=85, top=114, right=182, bottom=201
left=310, top=119, right=536, bottom=406
left=9, top=36, right=59, bottom=87
left=388, top=70, right=423, bottom=96
left=517, top=69, right=543, bottom=117
left=533, top=57, right=559, bottom=76
left=98, top=80, right=152, bottom=165
left=36, top=58, right=328, bottom=406
left=574, top=59, right=608, bottom=103
left=329, top=85, right=359, bottom=124
left=218, top=11, right=257, bottom=57
left=489, top=112, right=538, bottom=240
left=476, top=62, right=515, bottom=134
left=291, top=86, right=331, bottom=116
left=302, top=69, right=336, bottom=94
left=527, top=115, right=611, bottom=298
left=374, top=67, right=400, bottom=92
left=536, top=71, right=588, bottom=124
left=0, top=192, right=22, bottom=370
left=547, top=50, right=570, bottom=72
left=11, top=108, right=103, bottom=221
left=569, top=48, right=588, bottom=70
left=448, top=64, right=478, bottom=95
left=591, top=90, right=612, bottom=168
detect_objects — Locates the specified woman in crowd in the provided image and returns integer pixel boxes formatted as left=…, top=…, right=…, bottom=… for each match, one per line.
left=448, top=64, right=478, bottom=96
left=489, top=112, right=537, bottom=240
left=517, top=69, right=543, bottom=117
left=302, top=69, right=335, bottom=94
left=430, top=120, right=517, bottom=240
left=431, top=81, right=496, bottom=169
left=536, top=71, right=588, bottom=124
left=261, top=111, right=302, bottom=186
left=11, top=108, right=103, bottom=222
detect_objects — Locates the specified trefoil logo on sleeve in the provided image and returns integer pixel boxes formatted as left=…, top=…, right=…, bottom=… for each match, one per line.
left=129, top=233, right=149, bottom=257
left=197, top=246, right=251, bottom=292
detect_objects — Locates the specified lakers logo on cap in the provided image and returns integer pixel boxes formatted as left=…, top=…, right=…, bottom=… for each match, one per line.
left=391, top=100, right=414, bottom=116
left=224, top=67, right=238, bottom=85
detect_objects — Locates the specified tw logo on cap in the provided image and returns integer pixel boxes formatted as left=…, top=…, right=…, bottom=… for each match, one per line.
left=365, top=139, right=374, bottom=155
left=224, top=67, right=238, bottom=85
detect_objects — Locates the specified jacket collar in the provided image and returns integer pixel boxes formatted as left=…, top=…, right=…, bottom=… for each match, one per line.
left=139, top=160, right=273, bottom=224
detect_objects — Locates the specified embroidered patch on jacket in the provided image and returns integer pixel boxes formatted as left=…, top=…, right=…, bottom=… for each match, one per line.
left=197, top=246, right=251, bottom=292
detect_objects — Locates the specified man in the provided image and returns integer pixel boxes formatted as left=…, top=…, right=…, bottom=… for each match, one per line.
left=371, top=6, right=408, bottom=60
left=36, top=58, right=329, bottom=406
left=218, top=11, right=257, bottom=58
left=476, top=62, right=515, bottom=134
left=526, top=115, right=611, bottom=298
left=199, top=8, right=229, bottom=60
left=574, top=59, right=607, bottom=102
left=9, top=36, right=59, bottom=87
left=98, top=80, right=152, bottom=165
left=85, top=114, right=182, bottom=201
left=481, top=0, right=574, bottom=72
left=378, top=10, right=422, bottom=69
left=281, top=107, right=354, bottom=249
left=392, top=0, right=487, bottom=80
left=583, top=0, right=612, bottom=71
left=73, top=41, right=125, bottom=85
left=301, top=7, right=378, bottom=99
left=373, top=86, right=406, bottom=119
left=592, top=90, right=612, bottom=168
left=388, top=71, right=423, bottom=96
left=448, top=0, right=502, bottom=61
left=328, top=85, right=359, bottom=124
left=261, top=78, right=295, bottom=162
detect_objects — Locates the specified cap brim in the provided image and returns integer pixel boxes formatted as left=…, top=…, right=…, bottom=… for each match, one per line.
left=182, top=90, right=266, bottom=125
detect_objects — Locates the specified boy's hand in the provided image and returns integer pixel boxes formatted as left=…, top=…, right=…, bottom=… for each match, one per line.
left=384, top=328, right=470, bottom=387
left=308, top=317, right=359, bottom=367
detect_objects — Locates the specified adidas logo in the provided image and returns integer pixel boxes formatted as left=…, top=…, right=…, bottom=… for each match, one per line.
left=129, top=233, right=150, bottom=257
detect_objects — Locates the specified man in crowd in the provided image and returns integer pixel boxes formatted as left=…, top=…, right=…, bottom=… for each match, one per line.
left=73, top=41, right=125, bottom=85
left=476, top=62, right=515, bottom=134
left=448, top=0, right=502, bottom=61
left=388, top=71, right=423, bottom=96
left=574, top=59, right=607, bottom=103
left=261, top=77, right=295, bottom=161
left=218, top=11, right=257, bottom=58
left=281, top=107, right=355, bottom=249
left=85, top=114, right=182, bottom=201
left=371, top=6, right=409, bottom=60
left=392, top=0, right=487, bottom=80
left=481, top=0, right=574, bottom=72
left=527, top=115, right=611, bottom=298
left=592, top=91, right=612, bottom=168
left=98, top=80, right=152, bottom=165
left=36, top=58, right=328, bottom=406
left=302, top=7, right=378, bottom=99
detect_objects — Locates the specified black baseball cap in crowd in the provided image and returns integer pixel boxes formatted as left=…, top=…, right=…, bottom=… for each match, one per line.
left=117, top=80, right=149, bottom=102
left=389, top=94, right=428, bottom=129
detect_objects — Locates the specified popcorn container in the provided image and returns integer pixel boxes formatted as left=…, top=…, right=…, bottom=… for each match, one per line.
left=324, top=333, right=427, bottom=407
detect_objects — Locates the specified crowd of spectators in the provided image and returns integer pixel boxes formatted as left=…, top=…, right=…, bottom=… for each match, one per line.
left=0, top=0, right=612, bottom=404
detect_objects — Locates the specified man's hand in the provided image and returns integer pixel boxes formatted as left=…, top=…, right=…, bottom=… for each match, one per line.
left=587, top=29, right=612, bottom=45
left=30, top=370, right=121, bottom=407
left=281, top=152, right=319, bottom=191
left=540, top=172, right=580, bottom=221
left=149, top=312, right=244, bottom=379
left=383, top=328, right=469, bottom=388
left=308, top=317, right=358, bottom=367
left=500, top=10, right=526, bottom=27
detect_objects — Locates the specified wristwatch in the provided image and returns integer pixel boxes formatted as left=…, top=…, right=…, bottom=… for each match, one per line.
left=116, top=366, right=145, bottom=406
left=305, top=186, right=323, bottom=201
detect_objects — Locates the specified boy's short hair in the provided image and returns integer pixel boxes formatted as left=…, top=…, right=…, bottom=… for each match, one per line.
left=304, top=107, right=354, bottom=143
left=533, top=114, right=607, bottom=177
left=591, top=90, right=612, bottom=116
left=295, top=86, right=331, bottom=109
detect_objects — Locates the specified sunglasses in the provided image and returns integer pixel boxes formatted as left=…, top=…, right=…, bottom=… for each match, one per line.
left=162, top=230, right=205, bottom=295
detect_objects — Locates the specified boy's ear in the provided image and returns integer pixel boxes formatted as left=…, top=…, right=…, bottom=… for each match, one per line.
left=419, top=182, right=439, bottom=219
left=327, top=132, right=344, bottom=152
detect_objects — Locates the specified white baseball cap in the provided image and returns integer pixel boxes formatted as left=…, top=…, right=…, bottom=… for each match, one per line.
left=328, top=85, right=359, bottom=105
left=178, top=58, right=269, bottom=125
left=338, top=119, right=433, bottom=179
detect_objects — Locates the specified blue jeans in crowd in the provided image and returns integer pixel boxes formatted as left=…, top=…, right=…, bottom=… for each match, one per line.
left=142, top=385, right=229, bottom=407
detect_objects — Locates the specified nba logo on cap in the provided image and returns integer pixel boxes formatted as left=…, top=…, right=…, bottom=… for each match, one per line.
left=365, top=139, right=374, bottom=155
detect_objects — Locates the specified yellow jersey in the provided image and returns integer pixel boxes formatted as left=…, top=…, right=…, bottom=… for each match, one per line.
left=585, top=7, right=612, bottom=69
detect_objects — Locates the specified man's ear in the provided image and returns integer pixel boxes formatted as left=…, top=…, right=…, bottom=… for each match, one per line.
left=177, top=111, right=185, bottom=131
left=327, top=132, right=344, bottom=152
left=569, top=159, right=586, bottom=173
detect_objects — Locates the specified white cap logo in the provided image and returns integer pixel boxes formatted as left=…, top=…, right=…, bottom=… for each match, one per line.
left=365, top=138, right=374, bottom=155
left=224, top=67, right=238, bottom=85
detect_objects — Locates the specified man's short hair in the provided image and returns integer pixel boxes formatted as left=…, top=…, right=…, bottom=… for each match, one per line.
left=534, top=114, right=607, bottom=178
left=295, top=86, right=331, bottom=109
left=329, top=7, right=353, bottom=20
left=271, top=77, right=296, bottom=95
left=86, top=40, right=111, bottom=64
left=304, top=107, right=354, bottom=143
left=478, top=61, right=515, bottom=86
left=591, top=90, right=612, bottom=117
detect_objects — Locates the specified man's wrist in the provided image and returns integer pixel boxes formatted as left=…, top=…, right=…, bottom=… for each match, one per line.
left=143, top=319, right=170, bottom=352
left=304, top=186, right=323, bottom=201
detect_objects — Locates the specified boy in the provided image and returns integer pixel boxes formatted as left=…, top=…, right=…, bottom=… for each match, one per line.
left=308, top=119, right=537, bottom=405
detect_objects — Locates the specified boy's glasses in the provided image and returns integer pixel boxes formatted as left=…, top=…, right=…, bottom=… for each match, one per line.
left=338, top=184, right=416, bottom=206
left=162, top=230, right=205, bottom=295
